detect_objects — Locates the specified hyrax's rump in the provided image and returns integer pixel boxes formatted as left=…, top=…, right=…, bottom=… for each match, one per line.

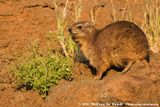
left=68, top=21, right=149, bottom=80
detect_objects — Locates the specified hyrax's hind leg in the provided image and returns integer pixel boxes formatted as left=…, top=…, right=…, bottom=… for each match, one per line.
left=121, top=60, right=134, bottom=74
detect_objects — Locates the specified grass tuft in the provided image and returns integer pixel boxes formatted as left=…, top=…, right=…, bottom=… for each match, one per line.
left=141, top=0, right=160, bottom=52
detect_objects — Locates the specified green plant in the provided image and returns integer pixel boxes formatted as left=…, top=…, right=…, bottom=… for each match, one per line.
left=13, top=52, right=72, bottom=98
left=12, top=39, right=73, bottom=98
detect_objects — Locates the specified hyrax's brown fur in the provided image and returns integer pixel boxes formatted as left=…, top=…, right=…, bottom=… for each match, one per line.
left=68, top=21, right=149, bottom=80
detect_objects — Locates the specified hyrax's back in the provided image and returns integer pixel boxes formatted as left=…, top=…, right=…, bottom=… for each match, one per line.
left=96, top=21, right=149, bottom=68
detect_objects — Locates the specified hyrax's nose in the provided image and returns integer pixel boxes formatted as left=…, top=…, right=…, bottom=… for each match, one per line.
left=68, top=28, right=72, bottom=33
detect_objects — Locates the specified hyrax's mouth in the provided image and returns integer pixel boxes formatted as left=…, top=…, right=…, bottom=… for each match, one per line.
left=68, top=28, right=78, bottom=40
left=70, top=34, right=80, bottom=43
left=68, top=28, right=81, bottom=44
left=72, top=35, right=80, bottom=44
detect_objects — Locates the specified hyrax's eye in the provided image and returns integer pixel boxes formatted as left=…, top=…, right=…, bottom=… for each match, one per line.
left=77, top=25, right=82, bottom=29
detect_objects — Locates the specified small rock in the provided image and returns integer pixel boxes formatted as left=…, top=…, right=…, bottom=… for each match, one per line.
left=0, top=41, right=10, bottom=48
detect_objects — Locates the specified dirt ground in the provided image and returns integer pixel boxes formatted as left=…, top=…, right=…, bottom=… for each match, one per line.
left=47, top=52, right=160, bottom=107
left=0, top=0, right=160, bottom=107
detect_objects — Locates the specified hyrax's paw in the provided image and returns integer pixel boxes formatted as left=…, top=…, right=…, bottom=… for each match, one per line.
left=94, top=74, right=102, bottom=80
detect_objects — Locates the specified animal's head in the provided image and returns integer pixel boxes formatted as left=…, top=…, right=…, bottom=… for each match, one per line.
left=68, top=21, right=95, bottom=44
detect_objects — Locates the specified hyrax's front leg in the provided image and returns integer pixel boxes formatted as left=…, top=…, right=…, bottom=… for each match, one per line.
left=94, top=64, right=108, bottom=80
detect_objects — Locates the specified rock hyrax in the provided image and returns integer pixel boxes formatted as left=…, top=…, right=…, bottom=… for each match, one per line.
left=68, top=21, right=149, bottom=80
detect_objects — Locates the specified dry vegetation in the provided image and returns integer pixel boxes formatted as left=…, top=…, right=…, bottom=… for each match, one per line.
left=110, top=0, right=160, bottom=52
